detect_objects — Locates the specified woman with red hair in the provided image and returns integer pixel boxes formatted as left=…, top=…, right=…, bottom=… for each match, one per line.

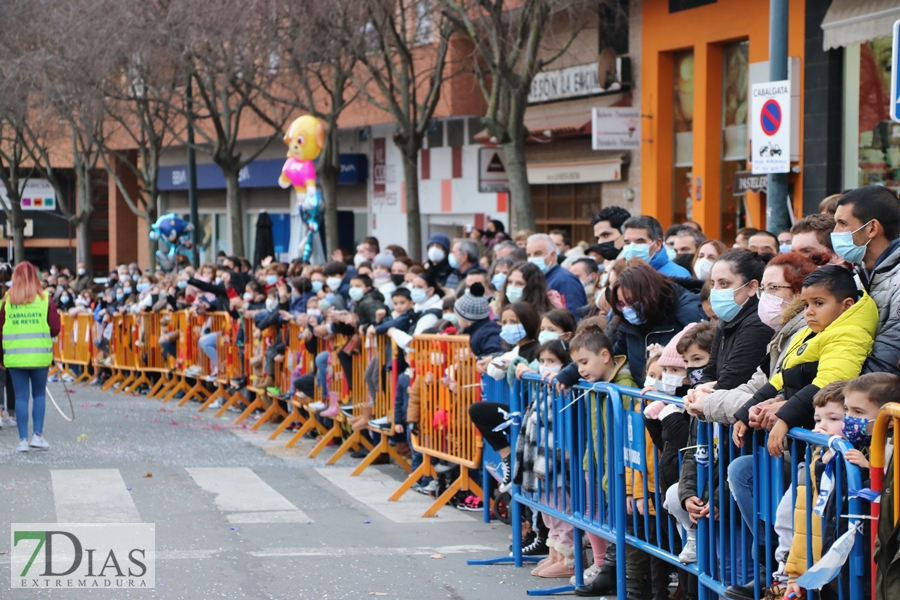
left=0, top=261, right=60, bottom=452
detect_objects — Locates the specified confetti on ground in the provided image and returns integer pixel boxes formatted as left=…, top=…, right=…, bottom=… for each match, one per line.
left=142, top=473, right=152, bottom=478
left=76, top=434, right=88, bottom=442
left=429, top=554, right=445, bottom=559
left=363, top=520, right=371, bottom=524
left=167, top=421, right=248, bottom=430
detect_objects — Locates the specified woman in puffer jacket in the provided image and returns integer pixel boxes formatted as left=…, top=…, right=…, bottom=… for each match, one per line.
left=683, top=252, right=818, bottom=424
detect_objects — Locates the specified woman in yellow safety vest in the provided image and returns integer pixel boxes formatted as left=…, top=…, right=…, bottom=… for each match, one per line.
left=0, top=261, right=60, bottom=453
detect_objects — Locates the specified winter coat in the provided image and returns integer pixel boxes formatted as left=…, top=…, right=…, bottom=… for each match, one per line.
left=876, top=454, right=900, bottom=600
left=735, top=292, right=878, bottom=429
left=406, top=370, right=423, bottom=425
left=696, top=294, right=774, bottom=391
left=544, top=264, right=588, bottom=311
left=648, top=247, right=691, bottom=279
left=785, top=470, right=822, bottom=584
left=428, top=259, right=455, bottom=289
left=464, top=318, right=503, bottom=358
left=678, top=416, right=724, bottom=508
left=513, top=383, right=566, bottom=494
left=861, top=237, right=900, bottom=376
left=645, top=408, right=691, bottom=492
left=612, top=283, right=706, bottom=381
left=700, top=300, right=806, bottom=424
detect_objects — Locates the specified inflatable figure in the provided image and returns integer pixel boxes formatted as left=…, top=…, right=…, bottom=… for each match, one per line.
left=150, top=213, right=194, bottom=272
left=280, top=115, right=325, bottom=262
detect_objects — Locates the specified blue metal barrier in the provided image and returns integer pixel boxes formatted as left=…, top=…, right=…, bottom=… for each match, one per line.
left=480, top=375, right=511, bottom=524
left=469, top=378, right=867, bottom=600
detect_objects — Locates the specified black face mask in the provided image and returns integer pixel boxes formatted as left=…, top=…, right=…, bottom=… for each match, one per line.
left=596, top=241, right=621, bottom=261
left=391, top=273, right=406, bottom=286
left=688, top=365, right=707, bottom=385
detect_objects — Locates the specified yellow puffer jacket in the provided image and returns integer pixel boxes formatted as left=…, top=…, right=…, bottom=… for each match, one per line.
left=628, top=426, right=657, bottom=516
left=785, top=478, right=823, bottom=582
left=770, top=291, right=878, bottom=394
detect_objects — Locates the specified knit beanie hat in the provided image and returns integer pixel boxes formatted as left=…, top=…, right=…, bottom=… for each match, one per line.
left=427, top=233, right=451, bottom=252
left=373, top=250, right=395, bottom=270
left=454, top=282, right=490, bottom=321
left=657, top=322, right=696, bottom=369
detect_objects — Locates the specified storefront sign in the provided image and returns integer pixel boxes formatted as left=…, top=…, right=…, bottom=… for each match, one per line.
left=733, top=170, right=768, bottom=195
left=527, top=159, right=621, bottom=184
left=373, top=138, right=386, bottom=200
left=891, top=19, right=900, bottom=123
left=591, top=107, right=640, bottom=150
left=158, top=155, right=368, bottom=191
left=750, top=80, right=791, bottom=174
left=0, top=179, right=56, bottom=211
left=529, top=63, right=604, bottom=104
left=478, top=147, right=510, bottom=193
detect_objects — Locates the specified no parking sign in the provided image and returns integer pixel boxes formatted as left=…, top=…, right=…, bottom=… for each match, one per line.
left=751, top=80, right=791, bottom=174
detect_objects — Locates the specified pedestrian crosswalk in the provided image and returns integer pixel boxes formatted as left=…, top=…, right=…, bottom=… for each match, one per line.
left=186, top=467, right=313, bottom=523
left=51, top=468, right=142, bottom=523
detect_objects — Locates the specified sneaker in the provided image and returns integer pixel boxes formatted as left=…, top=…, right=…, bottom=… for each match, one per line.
left=61, top=374, right=75, bottom=383
left=456, top=495, right=483, bottom=511
left=205, top=372, right=218, bottom=382
left=411, top=482, right=427, bottom=495
left=49, top=374, right=60, bottom=383
left=368, top=416, right=391, bottom=431
left=510, top=531, right=537, bottom=553
left=308, top=401, right=326, bottom=412
left=340, top=405, right=355, bottom=417
left=434, top=460, right=457, bottom=475
left=678, top=538, right=697, bottom=564
left=498, top=455, right=512, bottom=493
left=185, top=366, right=202, bottom=377
left=423, top=479, right=439, bottom=494
left=521, top=535, right=549, bottom=557
left=29, top=434, right=49, bottom=450
left=571, top=563, right=603, bottom=586
left=16, top=439, right=29, bottom=453
left=3, top=416, right=16, bottom=427
left=210, top=399, right=223, bottom=410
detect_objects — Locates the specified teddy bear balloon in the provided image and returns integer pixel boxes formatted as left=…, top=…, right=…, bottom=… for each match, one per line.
left=280, top=115, right=325, bottom=262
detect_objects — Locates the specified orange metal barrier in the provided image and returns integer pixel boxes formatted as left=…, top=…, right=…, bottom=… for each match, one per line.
left=197, top=312, right=233, bottom=412
left=871, top=402, right=900, bottom=594
left=307, top=335, right=356, bottom=458
left=269, top=323, right=327, bottom=441
left=161, top=311, right=192, bottom=402
left=389, top=335, right=483, bottom=517
left=54, top=313, right=94, bottom=384
left=102, top=315, right=136, bottom=393
left=233, top=316, right=287, bottom=429
left=283, top=336, right=333, bottom=449
left=211, top=315, right=250, bottom=418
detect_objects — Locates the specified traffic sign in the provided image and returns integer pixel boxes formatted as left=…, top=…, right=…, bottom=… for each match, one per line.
left=478, top=147, right=510, bottom=193
left=891, top=20, right=900, bottom=123
left=760, top=99, right=782, bottom=135
left=751, top=80, right=791, bottom=175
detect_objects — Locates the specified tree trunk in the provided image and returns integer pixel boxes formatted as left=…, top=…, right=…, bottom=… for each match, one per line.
left=223, top=169, right=244, bottom=257
left=10, top=202, right=24, bottom=265
left=76, top=217, right=92, bottom=274
left=320, top=127, right=340, bottom=257
left=503, top=133, right=534, bottom=232
left=400, top=143, right=422, bottom=260
left=146, top=201, right=158, bottom=271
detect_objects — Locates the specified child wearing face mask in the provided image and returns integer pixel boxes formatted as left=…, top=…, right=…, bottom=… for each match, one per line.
left=510, top=339, right=575, bottom=579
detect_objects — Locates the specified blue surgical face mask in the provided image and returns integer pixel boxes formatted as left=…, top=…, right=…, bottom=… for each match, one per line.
left=709, top=281, right=750, bottom=321
left=116, top=293, right=124, bottom=301
left=622, top=243, right=651, bottom=262
left=842, top=414, right=874, bottom=447
left=443, top=312, right=458, bottom=325
left=123, top=287, right=133, bottom=295
left=136, top=283, right=149, bottom=293
left=177, top=280, right=188, bottom=290
left=61, top=295, right=70, bottom=304
left=621, top=305, right=644, bottom=325
left=311, top=281, right=323, bottom=293
left=409, top=288, right=426, bottom=305
left=665, top=246, right=677, bottom=261
left=491, top=273, right=507, bottom=290
left=325, top=292, right=335, bottom=305
left=830, top=220, right=873, bottom=264
left=528, top=256, right=549, bottom=274
left=448, top=253, right=459, bottom=269
left=505, top=285, right=524, bottom=303
left=499, top=323, right=527, bottom=345
left=266, top=274, right=278, bottom=285
left=348, top=287, right=365, bottom=301
left=538, top=330, right=561, bottom=345
left=779, top=243, right=792, bottom=254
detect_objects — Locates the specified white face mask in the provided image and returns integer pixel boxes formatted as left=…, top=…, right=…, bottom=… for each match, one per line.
left=539, top=364, right=561, bottom=377
left=325, top=277, right=343, bottom=291
left=77, top=268, right=86, bottom=276
left=265, top=298, right=278, bottom=311
left=644, top=376, right=663, bottom=392
left=427, top=247, right=446, bottom=264
left=661, top=373, right=685, bottom=395
left=243, top=292, right=254, bottom=302
left=694, top=257, right=714, bottom=280
left=354, top=253, right=367, bottom=267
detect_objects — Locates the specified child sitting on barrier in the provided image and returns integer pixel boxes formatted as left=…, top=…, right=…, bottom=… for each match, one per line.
left=512, top=339, right=575, bottom=579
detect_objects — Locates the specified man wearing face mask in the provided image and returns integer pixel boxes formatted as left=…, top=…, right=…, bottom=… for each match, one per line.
left=568, top=258, right=599, bottom=300
left=322, top=260, right=353, bottom=305
left=832, top=186, right=900, bottom=375
left=423, top=233, right=454, bottom=287
left=525, top=233, right=587, bottom=310
left=621, top=216, right=692, bottom=279
left=72, top=262, right=92, bottom=292
left=591, top=206, right=631, bottom=263
left=445, top=238, right=479, bottom=290
left=353, top=237, right=379, bottom=268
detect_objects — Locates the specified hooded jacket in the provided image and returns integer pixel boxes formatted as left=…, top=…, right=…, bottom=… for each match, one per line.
left=861, top=237, right=900, bottom=375
left=736, top=291, right=878, bottom=429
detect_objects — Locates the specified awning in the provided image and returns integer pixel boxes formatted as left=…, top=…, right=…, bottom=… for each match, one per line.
left=474, top=94, right=626, bottom=142
left=527, top=157, right=623, bottom=184
left=821, top=0, right=900, bottom=50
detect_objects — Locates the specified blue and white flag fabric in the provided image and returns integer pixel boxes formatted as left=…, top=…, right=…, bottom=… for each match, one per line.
left=795, top=520, right=861, bottom=590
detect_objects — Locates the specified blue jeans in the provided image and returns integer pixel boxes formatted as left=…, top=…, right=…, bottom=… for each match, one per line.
left=315, top=351, right=329, bottom=395
left=199, top=333, right=217, bottom=367
left=10, top=367, right=48, bottom=441
left=728, top=455, right=756, bottom=538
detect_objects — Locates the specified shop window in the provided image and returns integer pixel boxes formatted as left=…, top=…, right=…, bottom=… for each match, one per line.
left=669, top=0, right=716, bottom=13
left=858, top=37, right=899, bottom=191
left=426, top=120, right=444, bottom=148
left=720, top=40, right=749, bottom=246
left=447, top=119, right=465, bottom=147
left=672, top=50, right=694, bottom=224
left=531, top=182, right=603, bottom=245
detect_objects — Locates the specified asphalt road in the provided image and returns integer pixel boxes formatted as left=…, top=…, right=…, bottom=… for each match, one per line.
left=0, top=382, right=548, bottom=599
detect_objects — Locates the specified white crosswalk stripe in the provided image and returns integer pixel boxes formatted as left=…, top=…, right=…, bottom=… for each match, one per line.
left=51, top=469, right=142, bottom=523
left=185, top=467, right=313, bottom=524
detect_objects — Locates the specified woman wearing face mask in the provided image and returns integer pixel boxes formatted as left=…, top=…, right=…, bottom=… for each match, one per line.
left=484, top=302, right=541, bottom=381
left=423, top=233, right=454, bottom=288
left=685, top=252, right=816, bottom=424
left=370, top=251, right=397, bottom=309
left=692, top=240, right=727, bottom=281
left=390, top=259, right=410, bottom=289
left=498, top=262, right=553, bottom=317
left=609, top=262, right=707, bottom=381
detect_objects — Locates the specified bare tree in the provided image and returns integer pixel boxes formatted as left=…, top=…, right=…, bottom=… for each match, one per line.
left=172, top=0, right=292, bottom=257
left=272, top=0, right=362, bottom=255
left=440, top=0, right=597, bottom=231
left=349, top=0, right=455, bottom=259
